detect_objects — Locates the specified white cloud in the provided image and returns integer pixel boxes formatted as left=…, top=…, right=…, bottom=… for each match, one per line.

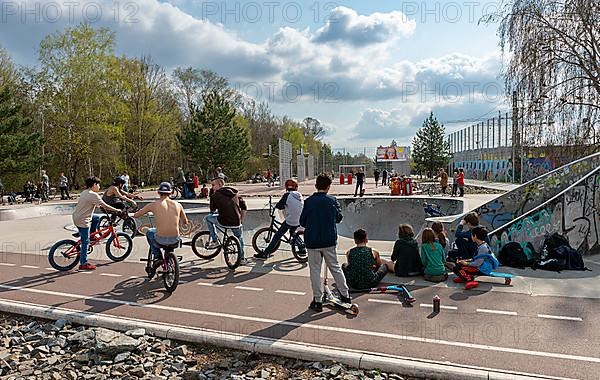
left=313, top=6, right=416, bottom=46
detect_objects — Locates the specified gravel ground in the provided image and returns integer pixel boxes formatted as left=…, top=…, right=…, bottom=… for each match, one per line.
left=0, top=313, right=415, bottom=380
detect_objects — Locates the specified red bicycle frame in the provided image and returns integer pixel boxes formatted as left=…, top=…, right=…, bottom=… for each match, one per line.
left=63, top=224, right=124, bottom=258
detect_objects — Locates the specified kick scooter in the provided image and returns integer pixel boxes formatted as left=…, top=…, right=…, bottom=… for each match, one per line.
left=322, top=266, right=359, bottom=315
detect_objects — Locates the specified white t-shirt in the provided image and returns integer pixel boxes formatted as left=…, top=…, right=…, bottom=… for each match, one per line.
left=72, top=190, right=109, bottom=228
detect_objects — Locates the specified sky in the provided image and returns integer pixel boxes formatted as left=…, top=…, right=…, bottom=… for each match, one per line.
left=0, top=0, right=508, bottom=148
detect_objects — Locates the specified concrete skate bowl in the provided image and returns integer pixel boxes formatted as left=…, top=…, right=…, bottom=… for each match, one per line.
left=130, top=197, right=464, bottom=243
left=490, top=164, right=600, bottom=256
left=444, top=152, right=600, bottom=236
left=0, top=203, right=77, bottom=221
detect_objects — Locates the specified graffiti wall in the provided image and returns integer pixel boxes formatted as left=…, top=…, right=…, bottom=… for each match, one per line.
left=452, top=159, right=514, bottom=182
left=490, top=169, right=600, bottom=255
left=446, top=153, right=600, bottom=247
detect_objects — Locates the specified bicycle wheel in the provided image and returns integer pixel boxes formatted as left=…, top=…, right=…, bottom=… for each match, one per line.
left=223, top=235, right=242, bottom=270
left=48, top=239, right=79, bottom=271
left=251, top=227, right=280, bottom=254
left=291, top=230, right=308, bottom=263
left=162, top=252, right=180, bottom=293
left=191, top=231, right=221, bottom=259
left=121, top=217, right=137, bottom=237
left=169, top=187, right=181, bottom=200
left=105, top=232, right=133, bottom=261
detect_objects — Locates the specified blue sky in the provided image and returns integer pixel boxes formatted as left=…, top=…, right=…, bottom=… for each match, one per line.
left=0, top=0, right=507, bottom=147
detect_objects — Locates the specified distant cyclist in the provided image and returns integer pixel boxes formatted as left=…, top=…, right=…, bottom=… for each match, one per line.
left=254, top=178, right=304, bottom=260
left=102, top=176, right=141, bottom=215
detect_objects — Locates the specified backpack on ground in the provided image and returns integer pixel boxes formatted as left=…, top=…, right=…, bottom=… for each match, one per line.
left=543, top=233, right=570, bottom=254
left=547, top=245, right=590, bottom=271
left=498, top=242, right=530, bottom=268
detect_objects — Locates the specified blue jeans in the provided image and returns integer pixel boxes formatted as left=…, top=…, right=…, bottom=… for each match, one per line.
left=146, top=228, right=180, bottom=260
left=204, top=214, right=245, bottom=259
left=262, top=222, right=297, bottom=256
left=78, top=215, right=100, bottom=265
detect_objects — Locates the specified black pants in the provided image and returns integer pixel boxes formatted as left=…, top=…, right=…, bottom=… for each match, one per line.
left=354, top=182, right=364, bottom=196
left=60, top=186, right=70, bottom=200
left=452, top=184, right=458, bottom=196
left=441, top=186, right=447, bottom=194
left=374, top=176, right=379, bottom=186
left=459, top=186, right=465, bottom=197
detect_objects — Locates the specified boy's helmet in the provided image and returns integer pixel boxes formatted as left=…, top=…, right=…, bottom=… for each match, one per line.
left=284, top=178, right=298, bottom=190
left=113, top=176, right=125, bottom=186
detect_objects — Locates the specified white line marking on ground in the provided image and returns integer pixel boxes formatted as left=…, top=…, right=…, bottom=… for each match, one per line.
left=79, top=272, right=93, bottom=275
left=45, top=268, right=55, bottom=271
left=0, top=263, right=15, bottom=267
left=537, top=314, right=583, bottom=322
left=99, top=273, right=122, bottom=278
left=368, top=299, right=402, bottom=305
left=197, top=282, right=224, bottom=288
left=420, top=304, right=458, bottom=310
left=476, top=308, right=518, bottom=316
left=275, top=290, right=306, bottom=296
left=235, top=286, right=263, bottom=292
left=0, top=284, right=598, bottom=365
left=21, top=265, right=40, bottom=269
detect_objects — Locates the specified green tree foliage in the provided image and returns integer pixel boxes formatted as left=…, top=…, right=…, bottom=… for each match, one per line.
left=412, top=112, right=452, bottom=176
left=0, top=86, right=42, bottom=179
left=178, top=91, right=250, bottom=181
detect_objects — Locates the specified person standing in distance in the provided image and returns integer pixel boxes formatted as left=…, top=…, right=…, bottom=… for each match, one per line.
left=354, top=168, right=365, bottom=197
left=374, top=168, right=380, bottom=187
left=300, top=174, right=351, bottom=312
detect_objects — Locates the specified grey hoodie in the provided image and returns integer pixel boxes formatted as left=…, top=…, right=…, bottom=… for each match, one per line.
left=275, top=190, right=304, bottom=227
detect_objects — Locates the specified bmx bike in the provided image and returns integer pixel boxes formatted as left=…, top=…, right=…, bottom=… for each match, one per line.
left=141, top=240, right=182, bottom=293
left=191, top=219, right=243, bottom=270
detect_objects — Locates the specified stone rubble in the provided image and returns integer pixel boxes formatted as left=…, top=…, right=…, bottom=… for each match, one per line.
left=0, top=313, right=415, bottom=380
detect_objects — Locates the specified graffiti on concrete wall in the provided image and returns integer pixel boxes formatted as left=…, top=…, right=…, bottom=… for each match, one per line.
left=490, top=169, right=600, bottom=255
left=452, top=159, right=513, bottom=182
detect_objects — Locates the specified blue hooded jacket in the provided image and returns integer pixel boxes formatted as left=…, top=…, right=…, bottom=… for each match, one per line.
left=299, top=192, right=343, bottom=249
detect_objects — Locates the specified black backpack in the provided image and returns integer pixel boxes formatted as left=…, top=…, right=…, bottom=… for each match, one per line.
left=498, top=242, right=530, bottom=268
left=543, top=233, right=570, bottom=255
left=548, top=245, right=589, bottom=271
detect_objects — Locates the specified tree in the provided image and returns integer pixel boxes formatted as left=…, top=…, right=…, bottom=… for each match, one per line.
left=412, top=113, right=451, bottom=177
left=486, top=0, right=600, bottom=150
left=178, top=91, right=250, bottom=181
left=0, top=86, right=43, bottom=181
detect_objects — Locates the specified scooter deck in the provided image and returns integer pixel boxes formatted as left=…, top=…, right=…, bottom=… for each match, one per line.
left=473, top=272, right=514, bottom=285
left=323, top=294, right=359, bottom=315
left=350, top=284, right=415, bottom=303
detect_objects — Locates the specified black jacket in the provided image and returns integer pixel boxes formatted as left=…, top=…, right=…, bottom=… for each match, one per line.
left=391, top=237, right=423, bottom=276
left=210, top=187, right=247, bottom=226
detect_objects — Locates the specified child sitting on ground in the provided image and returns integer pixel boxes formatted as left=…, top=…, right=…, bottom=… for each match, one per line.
left=420, top=228, right=448, bottom=282
left=342, top=229, right=393, bottom=290
left=451, top=212, right=482, bottom=260
left=391, top=224, right=423, bottom=277
left=431, top=221, right=449, bottom=259
left=452, top=226, right=499, bottom=289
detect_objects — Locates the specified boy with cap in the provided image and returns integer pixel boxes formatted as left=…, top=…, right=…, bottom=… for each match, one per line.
left=134, top=182, right=189, bottom=276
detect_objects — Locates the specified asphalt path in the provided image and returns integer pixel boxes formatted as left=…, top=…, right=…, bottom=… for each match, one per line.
left=0, top=248, right=599, bottom=379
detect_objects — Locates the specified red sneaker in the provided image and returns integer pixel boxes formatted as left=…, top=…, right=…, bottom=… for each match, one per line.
left=465, top=281, right=479, bottom=289
left=79, top=262, right=96, bottom=271
left=453, top=277, right=464, bottom=283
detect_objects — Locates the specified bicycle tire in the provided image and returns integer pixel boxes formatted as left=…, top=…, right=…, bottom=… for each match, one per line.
left=191, top=231, right=221, bottom=259
left=122, top=217, right=137, bottom=237
left=105, top=232, right=133, bottom=261
left=169, top=187, right=181, bottom=200
left=48, top=239, right=79, bottom=271
left=223, top=235, right=242, bottom=270
left=162, top=252, right=180, bottom=293
left=251, top=227, right=280, bottom=254
left=291, top=230, right=308, bottom=263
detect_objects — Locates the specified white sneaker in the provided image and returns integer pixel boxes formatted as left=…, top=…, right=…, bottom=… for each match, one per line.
left=206, top=241, right=220, bottom=249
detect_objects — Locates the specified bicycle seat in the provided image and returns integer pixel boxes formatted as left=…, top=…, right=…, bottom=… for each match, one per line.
left=157, top=241, right=180, bottom=250
left=219, top=224, right=242, bottom=230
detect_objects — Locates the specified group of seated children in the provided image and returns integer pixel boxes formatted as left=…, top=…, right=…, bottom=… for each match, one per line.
left=341, top=212, right=499, bottom=290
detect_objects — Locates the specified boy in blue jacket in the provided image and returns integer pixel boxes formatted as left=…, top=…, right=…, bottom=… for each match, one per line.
left=453, top=226, right=499, bottom=289
left=300, top=174, right=351, bottom=312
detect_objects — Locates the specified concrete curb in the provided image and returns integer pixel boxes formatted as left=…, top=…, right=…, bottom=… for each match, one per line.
left=0, top=299, right=559, bottom=380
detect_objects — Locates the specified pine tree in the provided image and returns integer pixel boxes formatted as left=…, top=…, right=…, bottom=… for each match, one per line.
left=412, top=112, right=451, bottom=177
left=0, top=86, right=42, bottom=177
left=178, top=90, right=250, bottom=180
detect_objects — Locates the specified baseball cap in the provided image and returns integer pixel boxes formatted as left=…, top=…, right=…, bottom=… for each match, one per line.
left=157, top=182, right=172, bottom=194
